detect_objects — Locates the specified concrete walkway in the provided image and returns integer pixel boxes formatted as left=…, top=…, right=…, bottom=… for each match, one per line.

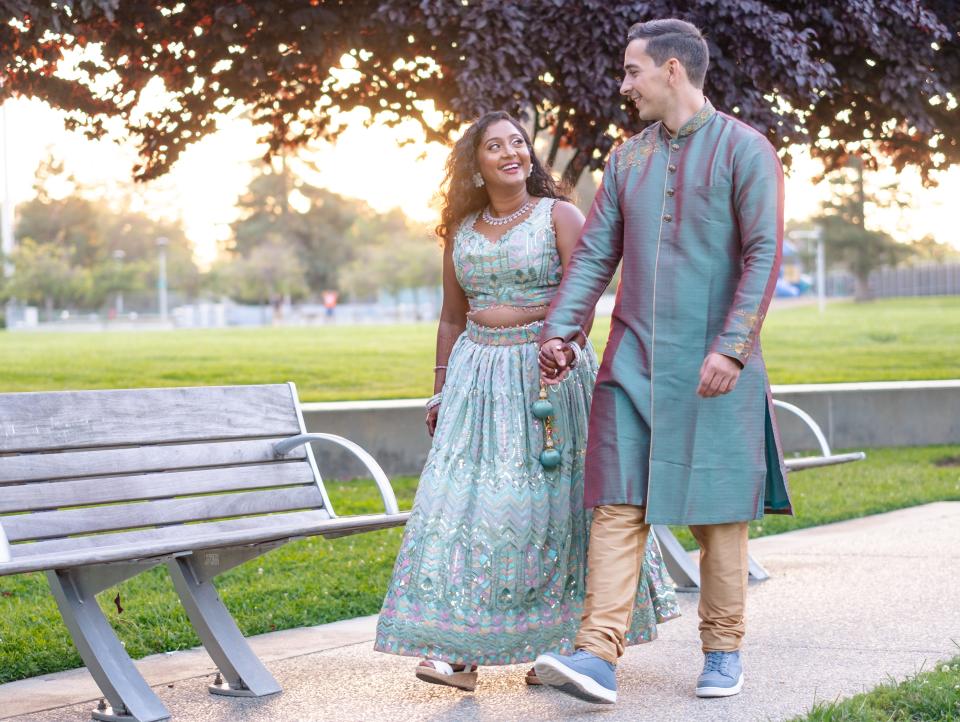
left=4, top=502, right=959, bottom=722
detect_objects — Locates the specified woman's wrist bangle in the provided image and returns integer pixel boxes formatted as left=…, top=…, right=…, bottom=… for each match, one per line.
left=566, top=341, right=583, bottom=369
left=425, top=392, right=443, bottom=411
left=433, top=365, right=448, bottom=373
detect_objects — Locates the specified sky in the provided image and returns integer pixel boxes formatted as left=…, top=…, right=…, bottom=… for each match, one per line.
left=4, top=95, right=958, bottom=269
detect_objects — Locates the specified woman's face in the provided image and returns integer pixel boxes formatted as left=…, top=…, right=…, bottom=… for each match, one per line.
left=475, top=119, right=532, bottom=191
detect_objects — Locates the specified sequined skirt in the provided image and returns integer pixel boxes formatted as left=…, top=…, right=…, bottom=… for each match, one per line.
left=374, top=320, right=679, bottom=665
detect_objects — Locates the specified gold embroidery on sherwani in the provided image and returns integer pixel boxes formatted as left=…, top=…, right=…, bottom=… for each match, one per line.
left=616, top=129, right=661, bottom=174
left=676, top=100, right=716, bottom=137
left=721, top=307, right=762, bottom=358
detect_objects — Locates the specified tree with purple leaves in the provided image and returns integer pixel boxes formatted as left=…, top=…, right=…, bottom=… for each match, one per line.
left=1, top=0, right=957, bottom=185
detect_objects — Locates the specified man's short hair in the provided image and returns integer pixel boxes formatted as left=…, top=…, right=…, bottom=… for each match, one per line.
left=627, top=19, right=709, bottom=89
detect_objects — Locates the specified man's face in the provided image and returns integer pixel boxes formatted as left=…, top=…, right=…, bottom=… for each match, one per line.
left=620, top=39, right=671, bottom=122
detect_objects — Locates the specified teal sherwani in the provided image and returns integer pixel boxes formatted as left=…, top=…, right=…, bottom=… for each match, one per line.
left=541, top=101, right=792, bottom=525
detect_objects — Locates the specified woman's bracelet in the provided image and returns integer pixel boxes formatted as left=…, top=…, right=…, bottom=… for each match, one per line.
left=433, top=365, right=448, bottom=373
left=566, top=341, right=583, bottom=369
left=425, top=392, right=443, bottom=411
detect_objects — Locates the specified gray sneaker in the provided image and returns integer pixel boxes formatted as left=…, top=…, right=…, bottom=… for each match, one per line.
left=696, top=650, right=744, bottom=697
left=534, top=650, right=617, bottom=704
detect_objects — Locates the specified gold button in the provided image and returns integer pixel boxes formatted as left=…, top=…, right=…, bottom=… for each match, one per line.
left=671, top=143, right=680, bottom=151
left=668, top=164, right=677, bottom=172
left=666, top=188, right=675, bottom=197
left=663, top=214, right=673, bottom=222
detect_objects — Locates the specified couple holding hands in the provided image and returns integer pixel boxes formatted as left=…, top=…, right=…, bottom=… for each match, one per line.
left=374, top=17, right=791, bottom=705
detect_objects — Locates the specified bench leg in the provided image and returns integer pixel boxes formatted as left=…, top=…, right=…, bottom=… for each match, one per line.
left=166, top=555, right=282, bottom=698
left=47, top=568, right=171, bottom=722
left=652, top=525, right=701, bottom=592
left=651, top=526, right=770, bottom=592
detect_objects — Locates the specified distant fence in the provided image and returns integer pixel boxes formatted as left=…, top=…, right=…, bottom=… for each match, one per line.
left=868, top=263, right=960, bottom=298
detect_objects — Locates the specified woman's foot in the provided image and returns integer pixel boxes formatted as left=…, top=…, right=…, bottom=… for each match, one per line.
left=415, top=659, right=478, bottom=691
left=525, top=666, right=542, bottom=685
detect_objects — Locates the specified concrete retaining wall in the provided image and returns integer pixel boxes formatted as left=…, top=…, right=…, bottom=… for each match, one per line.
left=301, top=380, right=960, bottom=480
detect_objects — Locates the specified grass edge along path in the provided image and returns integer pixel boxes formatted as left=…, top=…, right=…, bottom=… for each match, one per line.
left=790, top=653, right=960, bottom=721
left=1, top=443, right=958, bottom=685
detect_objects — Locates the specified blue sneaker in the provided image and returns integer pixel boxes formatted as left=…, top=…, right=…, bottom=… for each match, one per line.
left=696, top=650, right=744, bottom=697
left=534, top=650, right=617, bottom=704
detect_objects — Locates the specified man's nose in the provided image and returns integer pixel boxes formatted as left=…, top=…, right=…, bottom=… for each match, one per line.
left=619, top=78, right=631, bottom=95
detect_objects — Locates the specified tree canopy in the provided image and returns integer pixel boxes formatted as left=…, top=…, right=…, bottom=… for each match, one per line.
left=2, top=1, right=958, bottom=185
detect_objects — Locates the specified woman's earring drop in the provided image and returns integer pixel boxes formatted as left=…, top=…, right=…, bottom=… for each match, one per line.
left=473, top=172, right=485, bottom=188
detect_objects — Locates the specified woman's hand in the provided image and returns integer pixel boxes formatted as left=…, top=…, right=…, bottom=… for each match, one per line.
left=425, top=405, right=440, bottom=436
left=539, top=338, right=574, bottom=384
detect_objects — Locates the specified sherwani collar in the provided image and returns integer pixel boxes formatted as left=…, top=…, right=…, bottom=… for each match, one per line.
left=661, top=99, right=716, bottom=139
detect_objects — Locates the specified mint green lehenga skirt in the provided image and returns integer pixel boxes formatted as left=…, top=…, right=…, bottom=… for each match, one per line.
left=375, top=320, right=679, bottom=665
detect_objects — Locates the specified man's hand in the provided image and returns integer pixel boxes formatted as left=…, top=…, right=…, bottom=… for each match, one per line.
left=539, top=338, right=574, bottom=385
left=697, top=352, right=742, bottom=398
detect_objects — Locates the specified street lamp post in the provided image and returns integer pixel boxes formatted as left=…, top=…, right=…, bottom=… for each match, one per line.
left=112, top=249, right=126, bottom=317
left=787, top=227, right=826, bottom=313
left=1, top=93, right=14, bottom=279
left=156, top=236, right=169, bottom=324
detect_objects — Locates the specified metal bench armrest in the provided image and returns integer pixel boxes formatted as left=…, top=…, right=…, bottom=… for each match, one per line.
left=785, top=451, right=866, bottom=472
left=274, top=433, right=401, bottom=515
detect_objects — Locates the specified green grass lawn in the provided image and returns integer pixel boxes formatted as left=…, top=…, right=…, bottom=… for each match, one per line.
left=791, top=654, right=960, bottom=721
left=1, top=444, right=958, bottom=684
left=0, top=297, right=956, bottom=400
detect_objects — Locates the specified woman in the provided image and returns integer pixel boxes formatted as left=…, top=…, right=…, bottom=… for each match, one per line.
left=375, top=111, right=679, bottom=690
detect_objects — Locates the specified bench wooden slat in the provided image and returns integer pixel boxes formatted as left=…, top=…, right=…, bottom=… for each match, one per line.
left=0, top=511, right=410, bottom=576
left=0, top=462, right=316, bottom=514
left=10, top=509, right=334, bottom=560
left=0, top=384, right=301, bottom=453
left=0, top=438, right=306, bottom=485
left=1, top=486, right=325, bottom=542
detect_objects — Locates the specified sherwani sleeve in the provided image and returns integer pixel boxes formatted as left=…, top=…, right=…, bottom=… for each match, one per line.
left=540, top=150, right=624, bottom=343
left=709, top=137, right=784, bottom=365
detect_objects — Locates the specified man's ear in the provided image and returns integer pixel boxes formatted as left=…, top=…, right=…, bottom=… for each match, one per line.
left=666, top=58, right=683, bottom=86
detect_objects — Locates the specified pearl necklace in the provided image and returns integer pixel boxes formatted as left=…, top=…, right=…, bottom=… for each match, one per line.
left=481, top=198, right=534, bottom=226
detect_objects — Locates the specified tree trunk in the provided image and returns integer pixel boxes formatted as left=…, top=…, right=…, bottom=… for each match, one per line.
left=561, top=148, right=589, bottom=190
left=44, top=296, right=54, bottom=322
left=546, top=109, right=569, bottom=170
left=853, top=272, right=872, bottom=302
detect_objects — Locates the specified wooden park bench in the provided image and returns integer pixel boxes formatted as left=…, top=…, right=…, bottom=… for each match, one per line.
left=0, top=383, right=410, bottom=722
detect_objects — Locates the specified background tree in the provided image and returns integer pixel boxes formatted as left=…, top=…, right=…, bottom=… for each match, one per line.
left=339, top=210, right=439, bottom=313
left=230, top=159, right=366, bottom=293
left=13, top=156, right=201, bottom=309
left=1, top=238, right=87, bottom=319
left=908, top=235, right=960, bottom=264
left=815, top=160, right=915, bottom=301
left=212, top=235, right=308, bottom=313
left=2, top=1, right=956, bottom=186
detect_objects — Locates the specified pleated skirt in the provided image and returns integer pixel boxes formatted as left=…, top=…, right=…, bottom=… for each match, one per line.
left=375, top=320, right=679, bottom=665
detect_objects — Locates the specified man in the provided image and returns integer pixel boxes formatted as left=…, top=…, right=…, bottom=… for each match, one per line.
left=533, top=18, right=792, bottom=704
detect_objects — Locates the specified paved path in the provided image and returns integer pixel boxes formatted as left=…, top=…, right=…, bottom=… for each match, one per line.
left=4, top=502, right=958, bottom=722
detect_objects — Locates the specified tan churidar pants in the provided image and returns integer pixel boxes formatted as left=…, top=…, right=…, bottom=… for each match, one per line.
left=574, top=504, right=749, bottom=664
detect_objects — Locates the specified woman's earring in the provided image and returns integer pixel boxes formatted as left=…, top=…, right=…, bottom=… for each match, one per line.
left=473, top=172, right=485, bottom=188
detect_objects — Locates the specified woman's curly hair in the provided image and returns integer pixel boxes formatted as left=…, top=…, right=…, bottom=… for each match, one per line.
left=435, top=111, right=568, bottom=247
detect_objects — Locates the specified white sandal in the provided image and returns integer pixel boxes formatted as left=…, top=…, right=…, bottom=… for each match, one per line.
left=415, top=659, right=478, bottom=691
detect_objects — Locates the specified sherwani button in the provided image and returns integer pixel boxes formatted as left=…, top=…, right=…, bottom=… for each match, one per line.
left=663, top=214, right=673, bottom=222
left=666, top=188, right=676, bottom=197
left=671, top=143, right=680, bottom=151
left=668, top=164, right=677, bottom=172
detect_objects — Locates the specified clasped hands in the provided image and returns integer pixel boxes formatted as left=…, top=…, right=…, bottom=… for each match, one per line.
left=538, top=338, right=741, bottom=397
